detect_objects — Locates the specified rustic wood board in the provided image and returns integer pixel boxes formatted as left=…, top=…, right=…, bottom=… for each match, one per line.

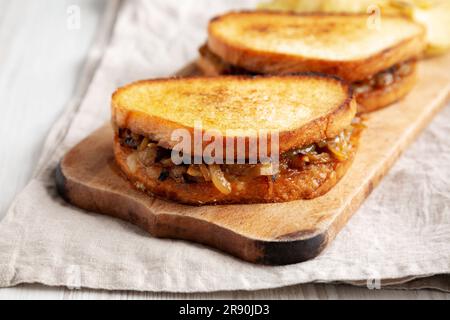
left=56, top=54, right=450, bottom=265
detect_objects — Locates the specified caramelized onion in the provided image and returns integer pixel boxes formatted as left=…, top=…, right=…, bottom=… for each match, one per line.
left=137, top=143, right=158, bottom=166
left=209, top=165, right=232, bottom=195
left=126, top=153, right=139, bottom=173
left=160, top=158, right=174, bottom=167
left=146, top=166, right=163, bottom=180
left=187, top=165, right=203, bottom=177
left=326, top=132, right=350, bottom=161
left=258, top=163, right=279, bottom=176
left=187, top=165, right=212, bottom=181
left=199, top=164, right=212, bottom=181
left=170, top=166, right=187, bottom=183
left=138, top=137, right=150, bottom=151
left=121, top=118, right=363, bottom=195
left=308, top=153, right=331, bottom=163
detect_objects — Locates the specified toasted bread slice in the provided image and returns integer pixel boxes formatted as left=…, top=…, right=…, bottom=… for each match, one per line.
left=198, top=49, right=418, bottom=113
left=207, top=11, right=426, bottom=82
left=112, top=76, right=357, bottom=157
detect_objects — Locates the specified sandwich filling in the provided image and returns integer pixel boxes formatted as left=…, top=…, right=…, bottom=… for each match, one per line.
left=116, top=118, right=364, bottom=195
left=199, top=45, right=416, bottom=96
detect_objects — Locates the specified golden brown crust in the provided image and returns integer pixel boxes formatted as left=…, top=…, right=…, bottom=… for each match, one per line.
left=197, top=51, right=417, bottom=113
left=113, top=139, right=356, bottom=205
left=356, top=64, right=418, bottom=113
left=208, top=11, right=427, bottom=82
left=112, top=76, right=357, bottom=157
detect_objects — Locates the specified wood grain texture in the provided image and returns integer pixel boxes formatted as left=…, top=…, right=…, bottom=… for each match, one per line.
left=56, top=54, right=450, bottom=265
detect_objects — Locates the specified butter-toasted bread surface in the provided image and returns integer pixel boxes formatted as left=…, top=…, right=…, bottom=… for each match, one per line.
left=197, top=49, right=418, bottom=114
left=112, top=76, right=357, bottom=156
left=208, top=11, right=426, bottom=82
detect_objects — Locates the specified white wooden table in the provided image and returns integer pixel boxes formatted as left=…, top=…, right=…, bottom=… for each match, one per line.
left=0, top=0, right=448, bottom=300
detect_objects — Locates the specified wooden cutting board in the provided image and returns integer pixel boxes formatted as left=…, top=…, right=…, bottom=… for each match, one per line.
left=56, top=54, right=450, bottom=265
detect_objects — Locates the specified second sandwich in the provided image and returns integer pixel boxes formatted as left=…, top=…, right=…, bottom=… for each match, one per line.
left=198, top=11, right=427, bottom=113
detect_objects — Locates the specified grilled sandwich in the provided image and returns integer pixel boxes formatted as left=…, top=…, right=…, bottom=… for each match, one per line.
left=112, top=75, right=362, bottom=205
left=198, top=11, right=427, bottom=112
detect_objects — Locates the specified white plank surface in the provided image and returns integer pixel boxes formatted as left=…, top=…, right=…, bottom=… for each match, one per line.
left=0, top=0, right=106, bottom=217
left=0, top=0, right=448, bottom=300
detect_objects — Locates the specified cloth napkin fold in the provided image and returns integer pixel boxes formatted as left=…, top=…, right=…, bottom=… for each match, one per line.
left=1, top=0, right=449, bottom=293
